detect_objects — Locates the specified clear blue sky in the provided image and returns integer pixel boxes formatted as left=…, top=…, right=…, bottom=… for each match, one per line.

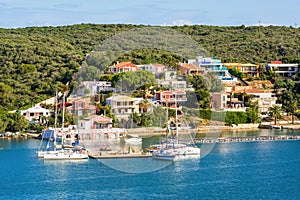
left=0, top=0, right=299, bottom=28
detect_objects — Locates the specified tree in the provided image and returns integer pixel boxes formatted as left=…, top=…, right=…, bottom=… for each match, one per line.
left=5, top=112, right=29, bottom=132
left=288, top=100, right=299, bottom=124
left=269, top=105, right=282, bottom=125
left=246, top=101, right=260, bottom=123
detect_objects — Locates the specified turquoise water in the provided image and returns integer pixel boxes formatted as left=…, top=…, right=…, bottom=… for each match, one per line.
left=0, top=130, right=299, bottom=199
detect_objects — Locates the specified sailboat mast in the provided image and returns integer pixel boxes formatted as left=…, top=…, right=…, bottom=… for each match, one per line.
left=54, top=91, right=57, bottom=130
left=165, top=99, right=168, bottom=145
left=61, top=92, right=65, bottom=145
left=175, top=93, right=178, bottom=141
left=62, top=93, right=65, bottom=130
left=54, top=91, right=58, bottom=150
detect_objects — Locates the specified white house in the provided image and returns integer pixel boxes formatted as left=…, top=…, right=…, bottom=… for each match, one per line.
left=266, top=61, right=298, bottom=77
left=20, top=106, right=51, bottom=121
left=244, top=89, right=279, bottom=113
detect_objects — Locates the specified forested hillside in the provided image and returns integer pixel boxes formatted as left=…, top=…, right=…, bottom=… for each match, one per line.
left=0, top=24, right=300, bottom=111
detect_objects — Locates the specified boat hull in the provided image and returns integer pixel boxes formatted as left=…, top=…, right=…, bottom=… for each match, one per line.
left=43, top=151, right=89, bottom=160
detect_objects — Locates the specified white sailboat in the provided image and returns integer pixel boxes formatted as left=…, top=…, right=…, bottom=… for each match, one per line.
left=152, top=100, right=176, bottom=161
left=37, top=92, right=88, bottom=160
left=152, top=93, right=200, bottom=161
left=44, top=92, right=89, bottom=160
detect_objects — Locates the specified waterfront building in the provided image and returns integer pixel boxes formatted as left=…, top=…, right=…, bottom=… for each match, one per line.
left=210, top=92, right=245, bottom=111
left=210, top=92, right=228, bottom=110
left=105, top=95, right=139, bottom=122
left=233, top=89, right=279, bottom=113
left=20, top=106, right=51, bottom=122
left=266, top=61, right=298, bottom=77
left=78, top=115, right=113, bottom=130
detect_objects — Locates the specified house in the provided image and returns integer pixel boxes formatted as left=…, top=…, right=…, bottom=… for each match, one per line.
left=187, top=57, right=237, bottom=83
left=82, top=81, right=99, bottom=95
left=109, top=62, right=138, bottom=73
left=156, top=70, right=188, bottom=90
left=71, top=99, right=97, bottom=116
left=155, top=90, right=187, bottom=107
left=178, top=63, right=200, bottom=76
left=77, top=115, right=126, bottom=139
left=78, top=115, right=113, bottom=130
left=106, top=95, right=139, bottom=116
left=20, top=106, right=51, bottom=121
left=245, top=89, right=279, bottom=113
left=223, top=63, right=260, bottom=78
left=234, top=89, right=279, bottom=113
left=96, top=81, right=114, bottom=93
left=178, top=63, right=205, bottom=76
left=266, top=61, right=298, bottom=77
left=137, top=63, right=166, bottom=74
left=210, top=92, right=227, bottom=110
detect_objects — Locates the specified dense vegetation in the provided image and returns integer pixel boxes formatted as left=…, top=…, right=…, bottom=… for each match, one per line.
left=1, top=24, right=300, bottom=131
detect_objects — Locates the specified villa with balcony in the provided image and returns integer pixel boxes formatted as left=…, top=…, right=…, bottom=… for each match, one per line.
left=266, top=61, right=298, bottom=77
left=20, top=106, right=51, bottom=122
left=223, top=63, right=260, bottom=78
left=188, top=57, right=237, bottom=83
left=154, top=90, right=187, bottom=108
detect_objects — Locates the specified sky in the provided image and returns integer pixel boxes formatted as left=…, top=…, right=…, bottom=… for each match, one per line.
left=0, top=0, right=299, bottom=28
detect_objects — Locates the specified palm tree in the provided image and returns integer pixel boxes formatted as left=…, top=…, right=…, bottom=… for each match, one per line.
left=289, top=100, right=299, bottom=124
left=139, top=99, right=152, bottom=114
left=269, top=105, right=282, bottom=125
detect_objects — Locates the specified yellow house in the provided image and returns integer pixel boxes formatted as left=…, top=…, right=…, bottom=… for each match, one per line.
left=223, top=63, right=259, bottom=78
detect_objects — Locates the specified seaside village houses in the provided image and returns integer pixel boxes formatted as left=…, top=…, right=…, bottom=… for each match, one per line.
left=67, top=57, right=299, bottom=129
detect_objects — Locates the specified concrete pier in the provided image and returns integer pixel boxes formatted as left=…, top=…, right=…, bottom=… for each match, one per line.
left=194, top=135, right=300, bottom=144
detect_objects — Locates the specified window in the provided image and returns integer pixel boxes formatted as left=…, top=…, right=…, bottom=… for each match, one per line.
left=117, top=102, right=121, bottom=106
left=30, top=113, right=34, bottom=116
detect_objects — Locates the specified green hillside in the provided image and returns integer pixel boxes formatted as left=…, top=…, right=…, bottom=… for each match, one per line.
left=0, top=24, right=300, bottom=111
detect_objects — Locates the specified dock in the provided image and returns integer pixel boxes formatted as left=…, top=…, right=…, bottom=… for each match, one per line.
left=193, top=135, right=300, bottom=144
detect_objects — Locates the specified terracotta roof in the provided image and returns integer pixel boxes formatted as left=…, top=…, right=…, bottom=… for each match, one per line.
left=84, top=115, right=112, bottom=123
left=179, top=63, right=201, bottom=70
left=152, top=63, right=165, bottom=67
left=115, top=62, right=138, bottom=69
left=239, top=89, right=273, bottom=94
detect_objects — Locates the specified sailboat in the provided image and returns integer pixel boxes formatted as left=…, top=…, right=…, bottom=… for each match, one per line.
left=38, top=92, right=88, bottom=160
left=152, top=100, right=177, bottom=161
left=152, top=93, right=200, bottom=161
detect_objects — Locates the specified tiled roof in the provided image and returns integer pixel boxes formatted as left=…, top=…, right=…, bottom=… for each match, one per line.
left=115, top=62, right=138, bottom=68
left=152, top=63, right=165, bottom=67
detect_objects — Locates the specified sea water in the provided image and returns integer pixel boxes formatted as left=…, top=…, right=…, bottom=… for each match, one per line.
left=0, top=130, right=299, bottom=199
